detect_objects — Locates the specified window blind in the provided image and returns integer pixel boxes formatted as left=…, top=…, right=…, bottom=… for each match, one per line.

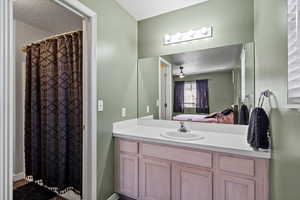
left=288, top=0, right=300, bottom=104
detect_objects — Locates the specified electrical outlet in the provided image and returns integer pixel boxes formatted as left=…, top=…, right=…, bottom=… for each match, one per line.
left=147, top=105, right=150, bottom=113
left=122, top=108, right=126, bottom=117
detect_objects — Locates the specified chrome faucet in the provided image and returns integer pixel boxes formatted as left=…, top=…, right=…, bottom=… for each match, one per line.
left=178, top=121, right=189, bottom=133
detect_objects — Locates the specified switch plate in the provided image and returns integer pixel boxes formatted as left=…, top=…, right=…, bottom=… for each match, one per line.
left=98, top=100, right=103, bottom=112
left=122, top=108, right=126, bottom=117
left=147, top=105, right=150, bottom=113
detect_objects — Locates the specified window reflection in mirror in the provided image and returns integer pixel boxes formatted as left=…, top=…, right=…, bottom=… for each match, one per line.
left=137, top=42, right=255, bottom=125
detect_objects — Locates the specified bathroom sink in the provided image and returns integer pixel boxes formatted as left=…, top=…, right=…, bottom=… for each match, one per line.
left=160, top=131, right=204, bottom=141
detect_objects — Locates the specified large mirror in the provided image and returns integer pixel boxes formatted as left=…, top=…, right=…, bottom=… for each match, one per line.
left=138, top=42, right=255, bottom=125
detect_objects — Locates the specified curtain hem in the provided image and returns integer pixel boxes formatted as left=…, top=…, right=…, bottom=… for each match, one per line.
left=25, top=176, right=82, bottom=196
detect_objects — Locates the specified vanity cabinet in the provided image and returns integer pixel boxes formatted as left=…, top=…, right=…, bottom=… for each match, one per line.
left=115, top=138, right=269, bottom=200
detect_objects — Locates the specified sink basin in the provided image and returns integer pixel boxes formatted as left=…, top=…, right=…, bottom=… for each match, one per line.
left=160, top=131, right=205, bottom=141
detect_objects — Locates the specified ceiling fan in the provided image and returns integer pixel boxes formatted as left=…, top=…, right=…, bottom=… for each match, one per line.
left=177, top=66, right=185, bottom=78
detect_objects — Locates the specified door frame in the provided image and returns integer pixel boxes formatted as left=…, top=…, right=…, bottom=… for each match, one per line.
left=158, top=57, right=173, bottom=120
left=0, top=0, right=98, bottom=199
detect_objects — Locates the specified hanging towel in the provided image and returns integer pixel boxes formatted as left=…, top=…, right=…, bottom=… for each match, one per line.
left=247, top=107, right=270, bottom=149
left=239, top=104, right=249, bottom=125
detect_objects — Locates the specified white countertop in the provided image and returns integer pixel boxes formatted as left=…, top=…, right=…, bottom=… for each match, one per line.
left=113, top=119, right=271, bottom=159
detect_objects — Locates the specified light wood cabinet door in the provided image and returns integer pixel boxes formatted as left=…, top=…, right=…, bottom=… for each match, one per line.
left=118, top=153, right=138, bottom=199
left=139, top=157, right=171, bottom=200
left=220, top=175, right=255, bottom=200
left=172, top=163, right=213, bottom=200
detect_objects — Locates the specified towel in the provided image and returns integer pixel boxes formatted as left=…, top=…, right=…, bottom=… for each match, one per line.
left=239, top=104, right=249, bottom=125
left=247, top=107, right=270, bottom=149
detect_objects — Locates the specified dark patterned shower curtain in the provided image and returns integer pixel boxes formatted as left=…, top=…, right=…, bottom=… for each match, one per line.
left=24, top=31, right=83, bottom=195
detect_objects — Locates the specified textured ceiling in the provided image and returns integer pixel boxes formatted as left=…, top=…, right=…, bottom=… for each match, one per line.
left=163, top=44, right=242, bottom=75
left=14, top=0, right=82, bottom=34
left=115, top=0, right=208, bottom=21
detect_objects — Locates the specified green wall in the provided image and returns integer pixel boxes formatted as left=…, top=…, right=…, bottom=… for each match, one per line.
left=254, top=0, right=300, bottom=199
left=80, top=0, right=137, bottom=199
left=138, top=57, right=159, bottom=119
left=72, top=0, right=300, bottom=199
left=138, top=0, right=254, bottom=58
left=173, top=71, right=234, bottom=113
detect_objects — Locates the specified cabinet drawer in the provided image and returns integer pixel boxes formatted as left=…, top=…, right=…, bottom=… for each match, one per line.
left=118, top=139, right=138, bottom=154
left=141, top=143, right=212, bottom=168
left=219, top=155, right=255, bottom=177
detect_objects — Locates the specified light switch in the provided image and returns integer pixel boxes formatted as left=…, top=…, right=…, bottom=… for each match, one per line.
left=147, top=105, right=150, bottom=113
left=156, top=100, right=159, bottom=107
left=98, top=100, right=103, bottom=112
left=122, top=108, right=126, bottom=117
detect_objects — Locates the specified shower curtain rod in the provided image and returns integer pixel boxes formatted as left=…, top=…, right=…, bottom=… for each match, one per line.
left=21, top=30, right=82, bottom=52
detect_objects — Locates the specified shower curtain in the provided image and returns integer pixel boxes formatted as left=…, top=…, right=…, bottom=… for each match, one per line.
left=24, top=31, right=83, bottom=195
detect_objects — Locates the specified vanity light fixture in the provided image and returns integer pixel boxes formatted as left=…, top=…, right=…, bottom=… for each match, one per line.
left=164, top=26, right=213, bottom=45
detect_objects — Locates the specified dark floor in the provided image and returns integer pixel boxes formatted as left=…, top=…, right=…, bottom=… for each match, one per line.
left=13, top=179, right=67, bottom=200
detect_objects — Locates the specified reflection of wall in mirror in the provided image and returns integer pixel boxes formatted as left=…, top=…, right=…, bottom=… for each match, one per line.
left=138, top=57, right=160, bottom=119
left=173, top=71, right=234, bottom=114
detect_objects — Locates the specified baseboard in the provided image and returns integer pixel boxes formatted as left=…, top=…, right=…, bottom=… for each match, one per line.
left=106, top=193, right=119, bottom=200
left=13, top=172, right=25, bottom=182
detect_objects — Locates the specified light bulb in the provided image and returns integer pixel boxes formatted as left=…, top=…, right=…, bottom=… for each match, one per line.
left=164, top=34, right=171, bottom=42
left=175, top=32, right=182, bottom=41
left=188, top=30, right=194, bottom=37
left=200, top=27, right=209, bottom=35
